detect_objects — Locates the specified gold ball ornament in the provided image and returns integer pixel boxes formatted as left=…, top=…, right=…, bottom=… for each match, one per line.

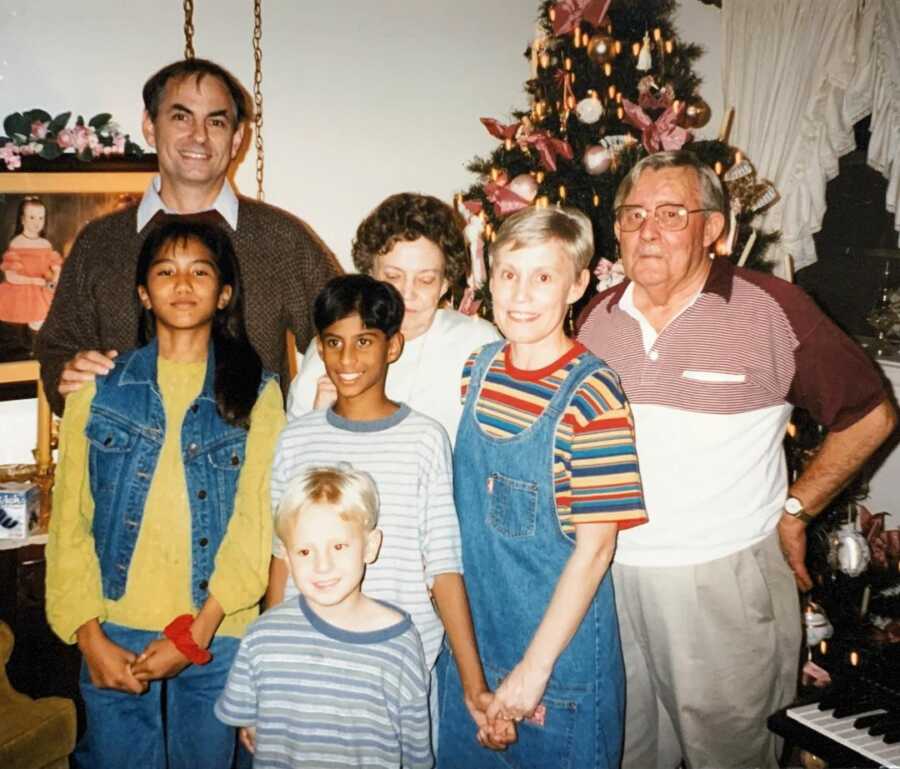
left=681, top=97, right=711, bottom=129
left=587, top=34, right=617, bottom=66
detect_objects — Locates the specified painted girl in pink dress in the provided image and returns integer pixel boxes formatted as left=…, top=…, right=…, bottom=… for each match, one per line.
left=0, top=196, right=63, bottom=331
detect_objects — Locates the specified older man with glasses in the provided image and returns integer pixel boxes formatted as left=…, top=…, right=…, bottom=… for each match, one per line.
left=577, top=150, right=896, bottom=769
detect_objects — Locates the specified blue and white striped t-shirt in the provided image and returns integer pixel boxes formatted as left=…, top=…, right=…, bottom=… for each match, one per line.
left=215, top=595, right=432, bottom=769
left=270, top=404, right=462, bottom=669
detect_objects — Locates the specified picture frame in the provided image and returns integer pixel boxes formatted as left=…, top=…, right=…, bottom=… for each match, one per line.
left=0, top=156, right=157, bottom=400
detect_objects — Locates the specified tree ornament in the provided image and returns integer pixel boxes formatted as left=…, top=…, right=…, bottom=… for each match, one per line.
left=636, top=31, right=653, bottom=71
left=586, top=33, right=617, bottom=66
left=828, top=523, right=871, bottom=577
left=507, top=173, right=539, bottom=203
left=681, top=97, right=712, bottom=129
left=582, top=144, right=614, bottom=175
left=575, top=94, right=604, bottom=124
left=803, top=602, right=834, bottom=647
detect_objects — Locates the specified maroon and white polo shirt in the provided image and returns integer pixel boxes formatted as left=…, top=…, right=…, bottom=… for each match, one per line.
left=578, top=257, right=885, bottom=566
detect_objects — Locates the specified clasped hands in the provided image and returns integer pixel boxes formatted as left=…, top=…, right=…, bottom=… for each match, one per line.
left=78, top=622, right=192, bottom=696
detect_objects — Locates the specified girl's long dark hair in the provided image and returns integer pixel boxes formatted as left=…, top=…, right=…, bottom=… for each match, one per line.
left=136, top=218, right=263, bottom=429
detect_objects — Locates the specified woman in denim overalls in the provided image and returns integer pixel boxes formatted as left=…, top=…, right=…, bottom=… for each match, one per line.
left=438, top=207, right=646, bottom=769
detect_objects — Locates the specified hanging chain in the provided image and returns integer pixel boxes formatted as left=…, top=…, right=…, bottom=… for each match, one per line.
left=183, top=0, right=195, bottom=59
left=252, top=0, right=265, bottom=201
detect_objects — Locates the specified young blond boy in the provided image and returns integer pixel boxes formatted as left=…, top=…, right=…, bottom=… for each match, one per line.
left=216, top=464, right=433, bottom=768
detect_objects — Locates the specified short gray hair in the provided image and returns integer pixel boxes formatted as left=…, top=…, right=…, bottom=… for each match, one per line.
left=613, top=150, right=725, bottom=215
left=492, top=206, right=594, bottom=275
left=275, top=464, right=380, bottom=545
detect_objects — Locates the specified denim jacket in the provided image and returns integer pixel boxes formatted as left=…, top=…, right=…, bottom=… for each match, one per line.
left=86, top=339, right=267, bottom=607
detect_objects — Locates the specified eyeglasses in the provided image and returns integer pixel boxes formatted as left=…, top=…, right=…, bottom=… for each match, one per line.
left=614, top=204, right=713, bottom=232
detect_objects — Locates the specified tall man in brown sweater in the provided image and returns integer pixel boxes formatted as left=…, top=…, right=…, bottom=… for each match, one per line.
left=36, top=59, right=340, bottom=414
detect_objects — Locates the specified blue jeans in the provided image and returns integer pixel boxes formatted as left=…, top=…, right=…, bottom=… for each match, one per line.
left=75, top=623, right=238, bottom=769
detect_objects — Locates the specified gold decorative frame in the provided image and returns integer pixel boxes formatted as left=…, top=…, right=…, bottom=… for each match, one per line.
left=0, top=158, right=156, bottom=503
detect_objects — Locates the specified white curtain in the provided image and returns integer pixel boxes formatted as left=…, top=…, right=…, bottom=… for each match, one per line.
left=722, top=0, right=900, bottom=275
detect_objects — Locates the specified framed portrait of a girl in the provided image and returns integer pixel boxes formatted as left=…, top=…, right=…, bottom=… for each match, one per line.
left=0, top=157, right=156, bottom=399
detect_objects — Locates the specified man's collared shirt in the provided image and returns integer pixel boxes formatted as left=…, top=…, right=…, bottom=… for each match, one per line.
left=578, top=256, right=886, bottom=567
left=135, top=175, right=239, bottom=232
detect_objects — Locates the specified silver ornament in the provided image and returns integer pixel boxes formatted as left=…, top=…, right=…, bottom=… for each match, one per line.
left=582, top=145, right=614, bottom=175
left=575, top=96, right=604, bottom=124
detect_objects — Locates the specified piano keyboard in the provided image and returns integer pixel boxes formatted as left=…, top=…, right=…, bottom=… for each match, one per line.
left=788, top=702, right=900, bottom=767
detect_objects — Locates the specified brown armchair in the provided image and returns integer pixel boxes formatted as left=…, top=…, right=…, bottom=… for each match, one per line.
left=0, top=621, right=76, bottom=769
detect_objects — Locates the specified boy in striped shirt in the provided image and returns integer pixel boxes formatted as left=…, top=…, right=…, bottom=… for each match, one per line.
left=216, top=465, right=432, bottom=768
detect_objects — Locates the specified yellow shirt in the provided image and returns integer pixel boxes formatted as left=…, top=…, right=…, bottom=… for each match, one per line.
left=46, top=358, right=285, bottom=643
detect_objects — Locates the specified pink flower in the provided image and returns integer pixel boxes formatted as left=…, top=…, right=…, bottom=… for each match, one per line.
left=113, top=134, right=126, bottom=153
left=73, top=125, right=91, bottom=152
left=0, top=144, right=22, bottom=170
left=30, top=121, right=48, bottom=139
left=57, top=128, right=75, bottom=149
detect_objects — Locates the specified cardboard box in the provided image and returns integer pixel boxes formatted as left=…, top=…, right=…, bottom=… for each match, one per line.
left=0, top=482, right=40, bottom=539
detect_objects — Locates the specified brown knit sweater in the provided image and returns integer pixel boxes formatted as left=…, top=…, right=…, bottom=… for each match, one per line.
left=36, top=198, right=341, bottom=415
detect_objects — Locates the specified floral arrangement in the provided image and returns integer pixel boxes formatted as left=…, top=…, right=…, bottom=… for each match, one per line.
left=0, top=109, right=144, bottom=170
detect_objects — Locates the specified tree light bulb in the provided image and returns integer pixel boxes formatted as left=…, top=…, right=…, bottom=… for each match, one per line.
left=559, top=185, right=567, bottom=200
left=665, top=40, right=674, bottom=54
left=593, top=193, right=600, bottom=207
left=603, top=62, right=613, bottom=76
left=653, top=28, right=662, bottom=41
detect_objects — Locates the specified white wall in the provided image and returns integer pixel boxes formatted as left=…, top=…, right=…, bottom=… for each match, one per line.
left=0, top=0, right=722, bottom=463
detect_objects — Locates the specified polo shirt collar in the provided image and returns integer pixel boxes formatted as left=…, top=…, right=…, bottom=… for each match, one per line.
left=136, top=175, right=239, bottom=232
left=605, top=255, right=734, bottom=312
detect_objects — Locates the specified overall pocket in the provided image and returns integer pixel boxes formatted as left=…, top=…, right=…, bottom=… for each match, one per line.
left=485, top=472, right=538, bottom=539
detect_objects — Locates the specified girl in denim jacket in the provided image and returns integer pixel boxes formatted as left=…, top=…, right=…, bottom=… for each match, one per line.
left=46, top=218, right=284, bottom=769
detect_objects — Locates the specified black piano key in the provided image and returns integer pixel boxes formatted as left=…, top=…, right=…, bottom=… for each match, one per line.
left=884, top=729, right=900, bottom=744
left=833, top=699, right=883, bottom=718
left=854, top=712, right=889, bottom=729
left=868, top=716, right=900, bottom=736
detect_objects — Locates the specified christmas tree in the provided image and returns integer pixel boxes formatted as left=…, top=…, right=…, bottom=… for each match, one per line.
left=455, top=0, right=778, bottom=315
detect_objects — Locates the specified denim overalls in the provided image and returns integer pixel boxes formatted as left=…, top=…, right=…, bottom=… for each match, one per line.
left=438, top=341, right=624, bottom=769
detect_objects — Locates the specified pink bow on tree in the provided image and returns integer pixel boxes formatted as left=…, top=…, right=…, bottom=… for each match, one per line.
left=480, top=117, right=520, bottom=141
left=622, top=99, right=691, bottom=153
left=485, top=181, right=532, bottom=217
left=519, top=131, right=574, bottom=172
left=551, top=0, right=611, bottom=35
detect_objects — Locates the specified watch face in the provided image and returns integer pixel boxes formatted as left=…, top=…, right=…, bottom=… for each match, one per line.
left=785, top=497, right=804, bottom=516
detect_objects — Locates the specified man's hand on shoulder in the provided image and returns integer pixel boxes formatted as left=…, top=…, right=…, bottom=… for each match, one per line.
left=59, top=350, right=118, bottom=398
left=777, top=514, right=813, bottom=592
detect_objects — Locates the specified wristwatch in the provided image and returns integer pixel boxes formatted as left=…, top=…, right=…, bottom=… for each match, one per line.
left=784, top=496, right=814, bottom=525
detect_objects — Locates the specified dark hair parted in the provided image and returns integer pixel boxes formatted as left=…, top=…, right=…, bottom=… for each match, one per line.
left=142, top=58, right=250, bottom=128
left=313, top=275, right=405, bottom=339
left=136, top=218, right=263, bottom=429
left=351, top=193, right=468, bottom=288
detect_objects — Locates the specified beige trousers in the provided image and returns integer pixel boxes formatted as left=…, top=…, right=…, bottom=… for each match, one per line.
left=614, top=533, right=802, bottom=769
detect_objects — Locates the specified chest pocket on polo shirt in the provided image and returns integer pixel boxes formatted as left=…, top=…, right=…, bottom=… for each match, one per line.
left=486, top=472, right=538, bottom=539
left=681, top=370, right=747, bottom=383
